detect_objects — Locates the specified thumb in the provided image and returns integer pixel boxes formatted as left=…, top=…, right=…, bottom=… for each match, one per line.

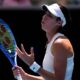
left=15, top=66, right=26, bottom=75
left=21, top=43, right=26, bottom=54
left=18, top=66, right=25, bottom=73
left=30, top=47, right=34, bottom=57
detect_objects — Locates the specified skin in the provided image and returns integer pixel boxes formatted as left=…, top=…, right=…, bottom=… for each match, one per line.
left=12, top=11, right=74, bottom=80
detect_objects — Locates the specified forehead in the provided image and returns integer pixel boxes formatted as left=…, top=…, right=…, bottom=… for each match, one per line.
left=44, top=11, right=57, bottom=18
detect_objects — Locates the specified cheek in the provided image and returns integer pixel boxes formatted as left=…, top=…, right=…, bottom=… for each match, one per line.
left=41, top=18, right=56, bottom=30
left=47, top=20, right=55, bottom=27
left=47, top=21, right=57, bottom=30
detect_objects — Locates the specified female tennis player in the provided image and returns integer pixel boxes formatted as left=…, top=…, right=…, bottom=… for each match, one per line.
left=12, top=3, right=74, bottom=80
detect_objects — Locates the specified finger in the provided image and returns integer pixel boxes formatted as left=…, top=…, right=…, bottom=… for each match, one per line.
left=16, top=46, right=25, bottom=59
left=12, top=66, right=19, bottom=71
left=16, top=46, right=23, bottom=54
left=12, top=66, right=16, bottom=70
left=30, top=47, right=34, bottom=57
left=12, top=66, right=25, bottom=76
left=21, top=44, right=28, bottom=55
left=12, top=66, right=20, bottom=77
left=17, top=66, right=25, bottom=74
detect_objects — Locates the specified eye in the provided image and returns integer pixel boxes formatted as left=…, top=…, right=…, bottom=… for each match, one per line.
left=46, top=13, right=53, bottom=18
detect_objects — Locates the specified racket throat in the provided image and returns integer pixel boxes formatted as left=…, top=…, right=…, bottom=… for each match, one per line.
left=10, top=55, right=17, bottom=66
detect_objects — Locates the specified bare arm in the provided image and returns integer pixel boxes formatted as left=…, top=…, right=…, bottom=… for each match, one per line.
left=13, top=40, right=73, bottom=80
left=12, top=65, right=55, bottom=80
left=12, top=66, right=45, bottom=80
left=36, top=38, right=73, bottom=80
left=36, top=39, right=68, bottom=80
left=52, top=40, right=67, bottom=80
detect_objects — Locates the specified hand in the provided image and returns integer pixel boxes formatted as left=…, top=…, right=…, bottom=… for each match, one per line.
left=16, top=44, right=35, bottom=66
left=12, top=66, right=27, bottom=80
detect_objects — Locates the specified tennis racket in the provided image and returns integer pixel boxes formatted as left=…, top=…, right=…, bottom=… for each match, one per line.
left=0, top=19, right=22, bottom=80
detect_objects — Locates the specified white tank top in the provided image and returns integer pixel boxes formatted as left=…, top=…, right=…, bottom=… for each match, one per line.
left=42, top=33, right=74, bottom=80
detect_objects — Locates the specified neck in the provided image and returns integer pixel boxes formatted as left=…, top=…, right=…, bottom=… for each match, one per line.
left=46, top=31, right=58, bottom=43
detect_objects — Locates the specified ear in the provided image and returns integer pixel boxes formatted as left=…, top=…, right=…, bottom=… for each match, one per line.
left=57, top=20, right=63, bottom=26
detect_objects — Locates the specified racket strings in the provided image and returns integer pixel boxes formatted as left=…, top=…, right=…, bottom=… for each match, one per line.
left=0, top=24, right=16, bottom=57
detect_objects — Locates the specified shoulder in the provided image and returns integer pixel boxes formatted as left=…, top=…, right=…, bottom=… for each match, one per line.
left=51, top=36, right=73, bottom=57
left=53, top=36, right=70, bottom=51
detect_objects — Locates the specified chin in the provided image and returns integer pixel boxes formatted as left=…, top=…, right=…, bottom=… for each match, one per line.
left=41, top=27, right=48, bottom=32
left=41, top=24, right=48, bottom=31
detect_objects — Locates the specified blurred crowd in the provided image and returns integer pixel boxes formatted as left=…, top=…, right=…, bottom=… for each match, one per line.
left=0, top=0, right=32, bottom=7
left=0, top=0, right=80, bottom=8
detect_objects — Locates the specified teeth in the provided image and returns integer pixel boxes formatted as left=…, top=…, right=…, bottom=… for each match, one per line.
left=8, top=50, right=11, bottom=53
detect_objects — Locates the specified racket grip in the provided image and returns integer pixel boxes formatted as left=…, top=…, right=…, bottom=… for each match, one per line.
left=16, top=74, right=22, bottom=80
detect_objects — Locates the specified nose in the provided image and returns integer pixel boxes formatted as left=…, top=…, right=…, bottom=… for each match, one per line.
left=42, top=14, right=47, bottom=23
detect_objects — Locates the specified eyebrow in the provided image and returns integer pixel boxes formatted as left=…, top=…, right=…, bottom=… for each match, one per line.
left=45, top=11, right=57, bottom=18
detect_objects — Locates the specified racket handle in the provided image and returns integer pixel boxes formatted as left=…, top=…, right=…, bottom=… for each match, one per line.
left=16, top=74, right=22, bottom=80
left=14, top=54, right=22, bottom=80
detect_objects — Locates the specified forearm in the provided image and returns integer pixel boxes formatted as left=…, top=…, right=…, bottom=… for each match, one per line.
left=28, top=62, right=55, bottom=80
left=24, top=73, right=45, bottom=80
left=23, top=68, right=55, bottom=80
left=37, top=68, right=55, bottom=80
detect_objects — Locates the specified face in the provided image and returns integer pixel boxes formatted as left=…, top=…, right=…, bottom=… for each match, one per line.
left=41, top=11, right=60, bottom=33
